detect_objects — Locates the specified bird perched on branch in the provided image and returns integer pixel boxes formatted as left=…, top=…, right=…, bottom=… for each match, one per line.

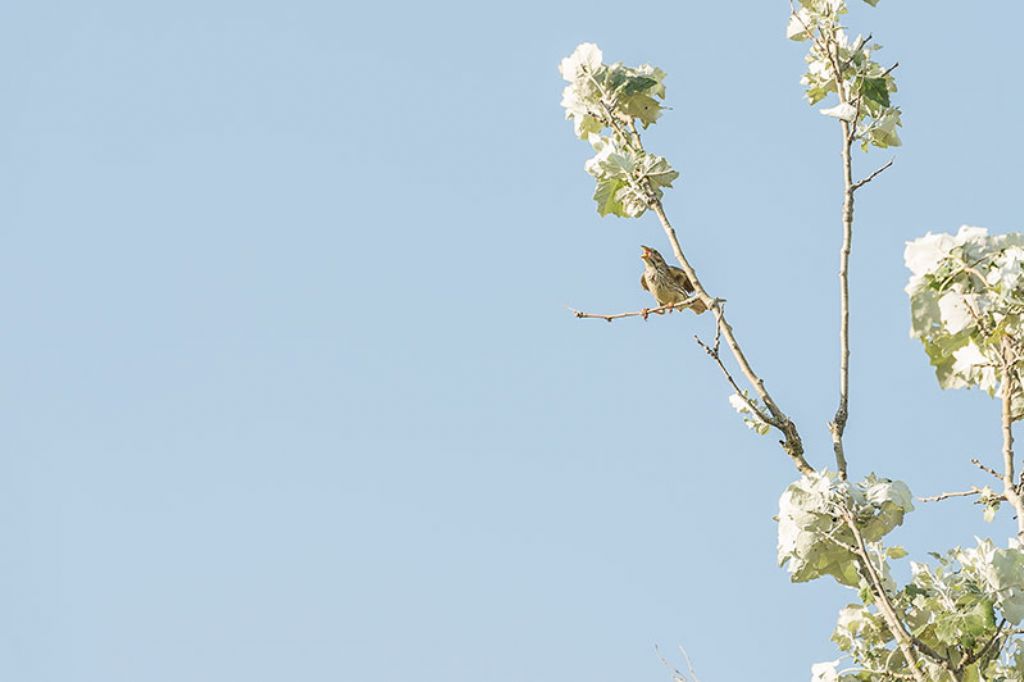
left=640, top=245, right=707, bottom=314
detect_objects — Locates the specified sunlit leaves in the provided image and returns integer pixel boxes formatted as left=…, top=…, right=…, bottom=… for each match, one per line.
left=582, top=135, right=678, bottom=218
left=559, top=44, right=676, bottom=218
left=778, top=471, right=861, bottom=587
left=820, top=538, right=1024, bottom=679
left=776, top=472, right=913, bottom=588
left=809, top=660, right=841, bottom=682
left=788, top=0, right=902, bottom=151
left=558, top=42, right=603, bottom=81
left=904, top=227, right=1024, bottom=401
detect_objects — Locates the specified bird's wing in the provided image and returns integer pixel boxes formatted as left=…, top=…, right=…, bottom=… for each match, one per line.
left=640, top=273, right=650, bottom=291
left=669, top=266, right=694, bottom=293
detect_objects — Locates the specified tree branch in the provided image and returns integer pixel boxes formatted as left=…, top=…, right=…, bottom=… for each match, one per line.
left=595, top=96, right=813, bottom=476
left=830, top=62, right=855, bottom=482
left=918, top=486, right=997, bottom=504
left=647, top=201, right=813, bottom=476
left=959, top=619, right=1006, bottom=670
left=852, top=158, right=895, bottom=191
left=842, top=510, right=943, bottom=682
left=971, top=458, right=1003, bottom=481
left=999, top=339, right=1024, bottom=541
left=695, top=334, right=778, bottom=428
left=569, top=297, right=704, bottom=322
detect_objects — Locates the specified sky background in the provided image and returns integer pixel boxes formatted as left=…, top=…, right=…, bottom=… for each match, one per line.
left=2, top=2, right=1023, bottom=681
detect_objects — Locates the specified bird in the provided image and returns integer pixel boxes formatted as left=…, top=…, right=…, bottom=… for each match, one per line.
left=640, top=245, right=706, bottom=314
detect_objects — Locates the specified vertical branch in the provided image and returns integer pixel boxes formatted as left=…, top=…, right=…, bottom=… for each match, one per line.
left=830, top=118, right=854, bottom=480
left=819, top=29, right=855, bottom=481
left=999, top=340, right=1024, bottom=541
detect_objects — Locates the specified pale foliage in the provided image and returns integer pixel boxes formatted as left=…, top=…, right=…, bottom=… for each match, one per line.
left=557, top=0, right=1024, bottom=678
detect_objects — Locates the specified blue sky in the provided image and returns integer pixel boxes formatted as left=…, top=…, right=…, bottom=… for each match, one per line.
left=2, top=2, right=1023, bottom=681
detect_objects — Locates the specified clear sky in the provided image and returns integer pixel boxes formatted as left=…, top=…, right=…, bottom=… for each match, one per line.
left=2, top=2, right=1023, bottom=681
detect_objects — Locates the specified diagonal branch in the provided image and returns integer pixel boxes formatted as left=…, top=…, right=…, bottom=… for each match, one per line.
left=971, top=458, right=1003, bottom=481
left=587, top=72, right=813, bottom=477
left=647, top=201, right=813, bottom=476
left=852, top=158, right=895, bottom=191
left=842, top=510, right=944, bottom=682
left=695, top=334, right=778, bottom=429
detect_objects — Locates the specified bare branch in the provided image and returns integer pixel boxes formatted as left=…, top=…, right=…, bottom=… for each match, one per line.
left=655, top=644, right=701, bottom=682
left=647, top=201, right=813, bottom=476
left=918, top=486, right=997, bottom=504
left=852, top=158, right=896, bottom=191
left=830, top=114, right=854, bottom=481
left=695, top=334, right=778, bottom=428
left=971, top=458, right=1003, bottom=481
left=569, top=297, right=704, bottom=322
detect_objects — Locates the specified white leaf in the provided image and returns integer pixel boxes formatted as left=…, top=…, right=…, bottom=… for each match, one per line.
left=904, top=232, right=954, bottom=276
left=819, top=102, right=858, bottom=122
left=810, top=659, right=840, bottom=682
left=938, top=291, right=974, bottom=335
left=559, top=43, right=603, bottom=82
left=786, top=9, right=814, bottom=41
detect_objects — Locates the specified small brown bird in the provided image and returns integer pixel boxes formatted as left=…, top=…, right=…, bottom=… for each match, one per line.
left=640, top=245, right=706, bottom=314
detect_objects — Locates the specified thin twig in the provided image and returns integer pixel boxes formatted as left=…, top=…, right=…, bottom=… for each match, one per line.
left=569, top=297, right=704, bottom=322
left=918, top=486, right=996, bottom=503
left=971, top=458, right=1003, bottom=481
left=852, top=158, right=895, bottom=191
left=677, top=646, right=700, bottom=682
left=960, top=619, right=1006, bottom=669
left=695, top=334, right=778, bottom=428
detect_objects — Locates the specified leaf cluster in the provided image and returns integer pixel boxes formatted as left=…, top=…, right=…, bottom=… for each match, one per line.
left=777, top=471, right=913, bottom=587
left=780, top=472, right=1024, bottom=679
left=559, top=44, right=679, bottom=218
left=905, top=227, right=1024, bottom=405
left=788, top=0, right=902, bottom=150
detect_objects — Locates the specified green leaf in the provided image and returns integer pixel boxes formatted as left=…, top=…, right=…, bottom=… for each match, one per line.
left=636, top=64, right=667, bottom=99
left=619, top=94, right=662, bottom=128
left=887, top=546, right=908, bottom=559
left=616, top=75, right=658, bottom=97
left=592, top=178, right=627, bottom=217
left=637, top=154, right=679, bottom=190
left=860, top=77, right=890, bottom=107
left=963, top=599, right=996, bottom=636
